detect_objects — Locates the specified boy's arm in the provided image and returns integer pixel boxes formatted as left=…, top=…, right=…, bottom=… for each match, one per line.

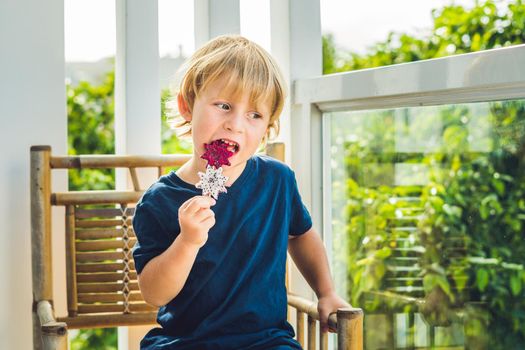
left=288, top=227, right=351, bottom=332
left=138, top=235, right=200, bottom=307
left=138, top=196, right=216, bottom=307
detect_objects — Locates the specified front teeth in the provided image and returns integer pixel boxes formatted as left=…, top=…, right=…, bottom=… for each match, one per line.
left=221, top=139, right=238, bottom=151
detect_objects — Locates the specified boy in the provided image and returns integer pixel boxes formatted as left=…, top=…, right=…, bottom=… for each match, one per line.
left=133, top=35, right=350, bottom=349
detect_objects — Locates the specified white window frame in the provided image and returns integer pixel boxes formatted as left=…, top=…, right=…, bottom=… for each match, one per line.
left=290, top=44, right=525, bottom=273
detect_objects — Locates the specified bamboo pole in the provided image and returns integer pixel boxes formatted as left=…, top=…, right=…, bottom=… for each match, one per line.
left=307, top=315, right=316, bottom=350
left=52, top=190, right=142, bottom=205
left=65, top=205, right=78, bottom=317
left=337, top=308, right=364, bottom=350
left=320, top=326, right=328, bottom=350
left=296, top=311, right=305, bottom=348
left=50, top=154, right=190, bottom=169
left=31, top=146, right=53, bottom=350
left=288, top=293, right=364, bottom=349
left=37, top=301, right=67, bottom=350
left=57, top=312, right=157, bottom=329
left=129, top=167, right=141, bottom=191
left=287, top=292, right=338, bottom=330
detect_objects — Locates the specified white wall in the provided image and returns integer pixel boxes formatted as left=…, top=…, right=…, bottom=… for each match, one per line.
left=0, top=0, right=67, bottom=348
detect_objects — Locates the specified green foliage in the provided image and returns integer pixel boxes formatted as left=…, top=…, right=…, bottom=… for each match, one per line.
left=161, top=89, right=193, bottom=155
left=334, top=99, right=525, bottom=347
left=67, top=72, right=115, bottom=191
left=323, top=0, right=525, bottom=74
left=67, top=74, right=192, bottom=192
left=70, top=328, right=117, bottom=350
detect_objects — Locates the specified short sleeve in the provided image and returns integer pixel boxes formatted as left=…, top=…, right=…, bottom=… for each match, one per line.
left=289, top=170, right=313, bottom=236
left=132, top=202, right=173, bottom=274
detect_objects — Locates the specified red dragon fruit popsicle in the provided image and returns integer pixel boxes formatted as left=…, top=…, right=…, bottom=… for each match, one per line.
left=195, top=140, right=234, bottom=200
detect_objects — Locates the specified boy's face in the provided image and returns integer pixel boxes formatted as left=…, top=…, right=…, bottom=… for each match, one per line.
left=179, top=78, right=271, bottom=172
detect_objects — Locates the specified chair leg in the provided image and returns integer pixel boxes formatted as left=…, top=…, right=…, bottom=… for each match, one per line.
left=42, top=331, right=68, bottom=350
left=33, top=310, right=43, bottom=350
left=36, top=301, right=68, bottom=350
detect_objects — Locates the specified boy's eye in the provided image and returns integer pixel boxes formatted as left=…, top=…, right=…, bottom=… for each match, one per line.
left=248, top=112, right=263, bottom=119
left=216, top=102, right=231, bottom=111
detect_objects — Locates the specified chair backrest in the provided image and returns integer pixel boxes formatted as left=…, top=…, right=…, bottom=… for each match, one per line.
left=31, top=143, right=285, bottom=329
left=32, top=143, right=364, bottom=350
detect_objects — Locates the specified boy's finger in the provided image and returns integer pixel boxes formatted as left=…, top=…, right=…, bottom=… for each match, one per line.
left=194, top=208, right=215, bottom=222
left=194, top=195, right=216, bottom=207
left=201, top=215, right=216, bottom=229
left=185, top=196, right=216, bottom=213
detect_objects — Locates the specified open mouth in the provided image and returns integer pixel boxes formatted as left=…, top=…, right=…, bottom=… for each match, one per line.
left=217, top=138, right=240, bottom=154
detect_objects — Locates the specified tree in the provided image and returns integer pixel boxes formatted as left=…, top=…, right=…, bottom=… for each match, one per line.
left=323, top=0, right=525, bottom=74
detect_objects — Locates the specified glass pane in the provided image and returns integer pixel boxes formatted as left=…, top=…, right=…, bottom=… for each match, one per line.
left=328, top=99, right=525, bottom=349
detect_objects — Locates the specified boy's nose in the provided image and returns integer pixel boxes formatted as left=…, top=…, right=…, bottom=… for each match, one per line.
left=224, top=113, right=243, bottom=133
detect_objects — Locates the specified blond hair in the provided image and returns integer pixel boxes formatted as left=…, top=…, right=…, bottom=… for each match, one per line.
left=167, top=35, right=287, bottom=142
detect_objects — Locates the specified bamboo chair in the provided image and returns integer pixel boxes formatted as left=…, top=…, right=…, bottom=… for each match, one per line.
left=30, top=143, right=363, bottom=350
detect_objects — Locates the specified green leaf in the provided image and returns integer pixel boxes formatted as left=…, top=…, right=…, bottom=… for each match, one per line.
left=476, top=268, right=490, bottom=292
left=452, top=268, right=469, bottom=292
left=510, top=274, right=522, bottom=296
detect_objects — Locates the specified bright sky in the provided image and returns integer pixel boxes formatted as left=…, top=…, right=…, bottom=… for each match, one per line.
left=65, top=0, right=482, bottom=62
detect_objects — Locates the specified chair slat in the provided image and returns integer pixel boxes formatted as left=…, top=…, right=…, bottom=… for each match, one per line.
left=77, top=272, right=137, bottom=283
left=77, top=303, right=156, bottom=314
left=76, top=262, right=135, bottom=273
left=76, top=228, right=135, bottom=240
left=76, top=251, right=124, bottom=263
left=76, top=238, right=136, bottom=251
left=77, top=282, right=139, bottom=293
left=77, top=292, right=144, bottom=303
left=75, top=207, right=135, bottom=218
left=76, top=219, right=131, bottom=228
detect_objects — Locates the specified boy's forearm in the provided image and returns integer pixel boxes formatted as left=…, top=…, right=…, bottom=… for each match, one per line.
left=137, top=234, right=200, bottom=307
left=288, top=228, right=335, bottom=298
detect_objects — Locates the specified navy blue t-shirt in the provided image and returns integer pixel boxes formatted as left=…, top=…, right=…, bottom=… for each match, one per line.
left=132, top=155, right=312, bottom=350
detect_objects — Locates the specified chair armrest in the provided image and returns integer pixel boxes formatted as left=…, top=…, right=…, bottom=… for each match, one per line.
left=287, top=292, right=364, bottom=350
left=287, top=292, right=338, bottom=329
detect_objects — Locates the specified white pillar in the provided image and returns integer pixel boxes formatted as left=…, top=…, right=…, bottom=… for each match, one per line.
left=115, top=0, right=161, bottom=348
left=268, top=0, right=323, bottom=300
left=194, top=0, right=241, bottom=48
left=0, top=0, right=67, bottom=348
left=268, top=0, right=291, bottom=160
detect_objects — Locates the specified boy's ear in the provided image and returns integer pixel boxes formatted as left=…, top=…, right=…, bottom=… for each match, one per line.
left=177, top=93, right=192, bottom=122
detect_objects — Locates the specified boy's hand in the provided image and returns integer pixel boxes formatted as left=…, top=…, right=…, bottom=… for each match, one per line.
left=178, top=195, right=216, bottom=248
left=317, top=291, right=352, bottom=333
